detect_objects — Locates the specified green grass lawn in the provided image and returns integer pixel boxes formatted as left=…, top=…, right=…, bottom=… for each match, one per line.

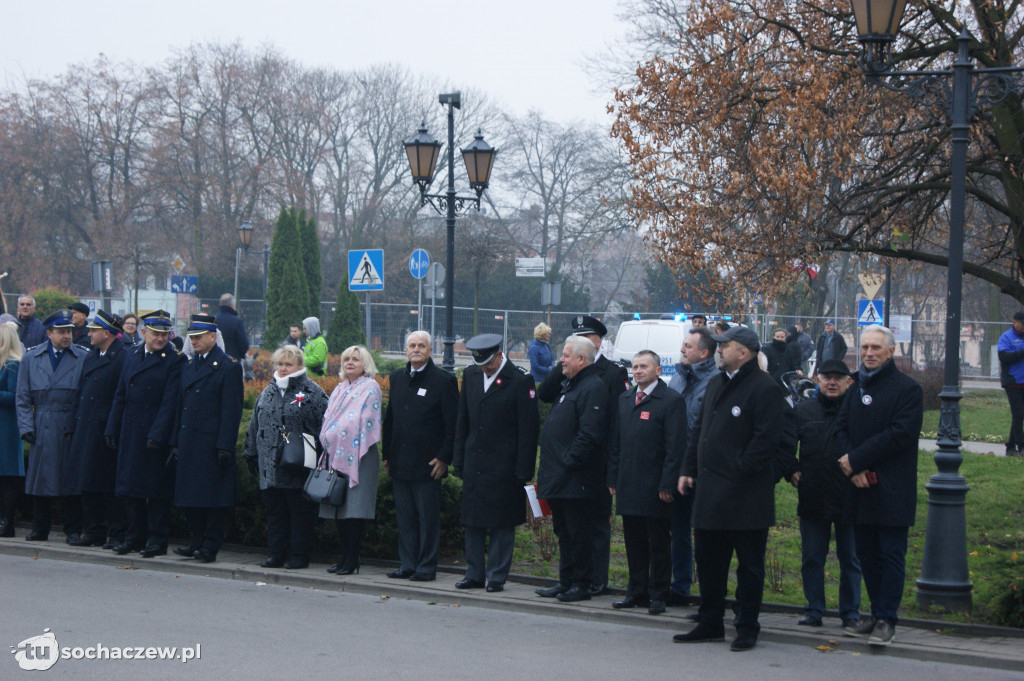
left=512, top=453, right=1024, bottom=627
left=921, top=389, right=1011, bottom=443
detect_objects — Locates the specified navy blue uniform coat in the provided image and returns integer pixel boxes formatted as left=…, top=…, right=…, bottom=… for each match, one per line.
left=171, top=345, right=244, bottom=507
left=72, top=342, right=127, bottom=493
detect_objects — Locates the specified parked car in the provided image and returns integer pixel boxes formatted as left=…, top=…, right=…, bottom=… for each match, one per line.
left=611, top=319, right=694, bottom=381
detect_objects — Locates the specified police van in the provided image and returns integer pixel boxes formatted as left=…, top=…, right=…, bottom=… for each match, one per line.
left=611, top=318, right=694, bottom=381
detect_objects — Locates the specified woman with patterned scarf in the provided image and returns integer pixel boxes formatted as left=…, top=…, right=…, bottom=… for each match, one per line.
left=319, top=345, right=383, bottom=575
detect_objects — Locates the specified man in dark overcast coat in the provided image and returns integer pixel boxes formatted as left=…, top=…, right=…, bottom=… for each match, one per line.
left=216, top=293, right=250, bottom=360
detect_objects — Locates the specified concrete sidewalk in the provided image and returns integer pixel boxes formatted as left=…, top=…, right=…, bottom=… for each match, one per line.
left=3, top=537, right=1021, bottom=671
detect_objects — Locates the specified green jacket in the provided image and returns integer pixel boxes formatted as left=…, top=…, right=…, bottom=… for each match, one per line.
left=303, top=335, right=328, bottom=377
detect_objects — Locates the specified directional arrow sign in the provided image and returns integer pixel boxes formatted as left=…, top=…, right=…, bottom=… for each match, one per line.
left=348, top=250, right=384, bottom=292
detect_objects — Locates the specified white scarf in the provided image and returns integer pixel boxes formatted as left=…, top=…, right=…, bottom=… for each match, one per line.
left=275, top=368, right=307, bottom=394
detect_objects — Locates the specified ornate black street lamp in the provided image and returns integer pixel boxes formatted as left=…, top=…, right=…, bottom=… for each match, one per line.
left=234, top=221, right=254, bottom=301
left=849, top=1, right=1024, bottom=612
left=404, top=91, right=497, bottom=372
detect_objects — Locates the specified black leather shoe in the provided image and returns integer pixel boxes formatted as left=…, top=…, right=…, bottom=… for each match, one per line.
left=0, top=520, right=13, bottom=538
left=283, top=561, right=308, bottom=570
left=409, top=573, right=435, bottom=582
left=194, top=549, right=216, bottom=563
left=260, top=557, right=285, bottom=568
left=556, top=585, right=592, bottom=603
left=798, top=614, right=822, bottom=627
left=64, top=533, right=82, bottom=545
left=730, top=633, right=758, bottom=652
left=68, top=534, right=104, bottom=547
left=335, top=562, right=360, bottom=575
left=387, top=569, right=414, bottom=579
left=535, top=584, right=568, bottom=598
left=455, top=578, right=485, bottom=590
left=139, top=545, right=167, bottom=558
left=673, top=626, right=725, bottom=643
left=648, top=600, right=666, bottom=615
left=486, top=583, right=504, bottom=593
left=112, top=542, right=132, bottom=555
left=612, top=595, right=649, bottom=609
left=589, top=583, right=608, bottom=597
left=173, top=546, right=197, bottom=558
left=25, top=531, right=48, bottom=541
left=327, top=564, right=340, bottom=574
left=102, top=539, right=118, bottom=550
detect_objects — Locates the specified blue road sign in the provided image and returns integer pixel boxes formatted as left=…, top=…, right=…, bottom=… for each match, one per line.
left=348, top=250, right=385, bottom=292
left=171, top=275, right=198, bottom=294
left=857, top=299, right=884, bottom=326
left=409, top=249, right=430, bottom=280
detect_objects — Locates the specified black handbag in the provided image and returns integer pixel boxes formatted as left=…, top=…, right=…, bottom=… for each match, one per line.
left=303, top=454, right=348, bottom=506
left=278, top=430, right=314, bottom=469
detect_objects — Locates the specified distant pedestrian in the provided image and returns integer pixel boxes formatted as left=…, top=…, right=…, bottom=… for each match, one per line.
left=302, top=317, right=328, bottom=378
left=216, top=293, right=250, bottom=361
left=120, top=313, right=142, bottom=347
left=762, top=327, right=801, bottom=384
left=281, top=323, right=306, bottom=349
left=15, top=296, right=45, bottom=349
left=816, top=320, right=848, bottom=371
left=68, top=302, right=92, bottom=349
left=997, top=311, right=1024, bottom=457
left=528, top=322, right=554, bottom=383
left=795, top=323, right=814, bottom=365
left=690, top=315, right=707, bottom=327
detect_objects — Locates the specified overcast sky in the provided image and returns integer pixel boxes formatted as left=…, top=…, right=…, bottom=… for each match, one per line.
left=2, top=0, right=629, bottom=126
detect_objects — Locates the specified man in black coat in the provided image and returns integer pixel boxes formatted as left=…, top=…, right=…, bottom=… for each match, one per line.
left=815, top=320, right=848, bottom=372
left=608, top=350, right=686, bottom=615
left=538, top=314, right=629, bottom=596
left=535, top=335, right=609, bottom=603
left=452, top=334, right=539, bottom=593
left=381, top=330, right=458, bottom=582
left=68, top=302, right=93, bottom=349
left=170, top=314, right=244, bottom=563
left=674, top=325, right=788, bottom=652
left=16, top=295, right=46, bottom=349
left=835, top=325, right=922, bottom=647
left=106, top=310, right=185, bottom=556
left=69, top=311, right=128, bottom=548
left=215, top=293, right=250, bottom=360
left=792, top=359, right=862, bottom=629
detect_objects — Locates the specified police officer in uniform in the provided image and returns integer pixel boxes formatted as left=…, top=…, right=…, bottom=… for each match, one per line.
left=106, top=310, right=185, bottom=556
left=69, top=311, right=128, bottom=547
left=171, top=314, right=244, bottom=563
left=453, top=334, right=539, bottom=592
left=538, top=315, right=629, bottom=595
left=15, top=310, right=88, bottom=541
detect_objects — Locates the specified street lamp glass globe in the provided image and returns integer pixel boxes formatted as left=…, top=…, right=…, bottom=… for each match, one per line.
left=404, top=123, right=442, bottom=184
left=851, top=0, right=907, bottom=40
left=238, top=221, right=254, bottom=248
left=461, top=129, right=496, bottom=190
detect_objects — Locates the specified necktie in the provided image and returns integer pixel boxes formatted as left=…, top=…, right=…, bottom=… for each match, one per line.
left=635, top=390, right=645, bottom=406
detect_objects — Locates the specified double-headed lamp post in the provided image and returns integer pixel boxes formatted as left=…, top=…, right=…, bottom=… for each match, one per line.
left=403, top=91, right=497, bottom=373
left=849, top=0, right=1024, bottom=612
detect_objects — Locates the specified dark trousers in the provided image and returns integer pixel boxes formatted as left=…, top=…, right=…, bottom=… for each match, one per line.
left=392, top=478, right=441, bottom=578
left=262, top=487, right=316, bottom=564
left=694, top=527, right=769, bottom=635
left=464, top=526, right=515, bottom=585
left=670, top=490, right=694, bottom=596
left=1005, top=386, right=1024, bottom=451
left=622, top=514, right=672, bottom=602
left=590, top=489, right=612, bottom=587
left=854, top=524, right=908, bottom=625
left=799, top=516, right=862, bottom=620
left=334, top=518, right=365, bottom=571
left=549, top=497, right=596, bottom=588
left=81, top=490, right=127, bottom=542
left=123, top=497, right=171, bottom=550
left=31, top=495, right=82, bottom=537
left=183, top=507, right=227, bottom=556
left=0, top=476, right=21, bottom=523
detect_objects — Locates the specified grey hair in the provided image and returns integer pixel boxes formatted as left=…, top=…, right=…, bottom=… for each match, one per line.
left=861, top=324, right=895, bottom=349
left=406, top=330, right=431, bottom=347
left=563, top=335, right=596, bottom=363
left=219, top=293, right=235, bottom=307
left=17, top=295, right=35, bottom=306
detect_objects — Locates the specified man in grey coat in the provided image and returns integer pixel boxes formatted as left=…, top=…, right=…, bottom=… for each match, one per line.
left=666, top=326, right=717, bottom=605
left=16, top=310, right=88, bottom=542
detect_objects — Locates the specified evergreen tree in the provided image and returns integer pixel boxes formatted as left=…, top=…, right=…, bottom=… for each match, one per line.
left=328, top=277, right=366, bottom=354
left=263, top=206, right=309, bottom=347
left=298, top=209, right=322, bottom=319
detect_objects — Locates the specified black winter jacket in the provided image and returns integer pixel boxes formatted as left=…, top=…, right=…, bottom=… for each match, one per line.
left=794, top=392, right=854, bottom=520
left=538, top=363, right=608, bottom=499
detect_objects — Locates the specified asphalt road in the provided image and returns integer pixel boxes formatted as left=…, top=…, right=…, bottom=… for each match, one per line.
left=3, top=555, right=1021, bottom=681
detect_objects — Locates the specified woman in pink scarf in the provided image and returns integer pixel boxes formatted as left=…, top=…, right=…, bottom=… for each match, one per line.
left=319, top=345, right=382, bottom=575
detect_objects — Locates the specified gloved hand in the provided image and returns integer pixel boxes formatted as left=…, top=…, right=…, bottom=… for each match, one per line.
left=165, top=447, right=179, bottom=469
left=245, top=457, right=258, bottom=476
left=21, top=432, right=35, bottom=445
left=217, top=450, right=233, bottom=467
left=146, top=439, right=162, bottom=451
left=106, top=435, right=118, bottom=450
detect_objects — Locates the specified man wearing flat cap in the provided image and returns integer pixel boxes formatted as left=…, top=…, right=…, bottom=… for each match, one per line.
left=452, top=333, right=539, bottom=593
left=997, top=311, right=1024, bottom=457
left=791, top=358, right=862, bottom=629
left=674, top=324, right=788, bottom=652
left=68, top=311, right=129, bottom=548
left=170, top=314, right=243, bottom=562
left=68, top=302, right=93, bottom=349
left=538, top=314, right=629, bottom=596
left=106, top=310, right=186, bottom=556
left=15, top=310, right=88, bottom=542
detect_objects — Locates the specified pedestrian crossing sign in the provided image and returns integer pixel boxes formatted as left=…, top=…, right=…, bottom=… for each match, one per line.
left=348, top=250, right=384, bottom=292
left=857, top=299, right=884, bottom=326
